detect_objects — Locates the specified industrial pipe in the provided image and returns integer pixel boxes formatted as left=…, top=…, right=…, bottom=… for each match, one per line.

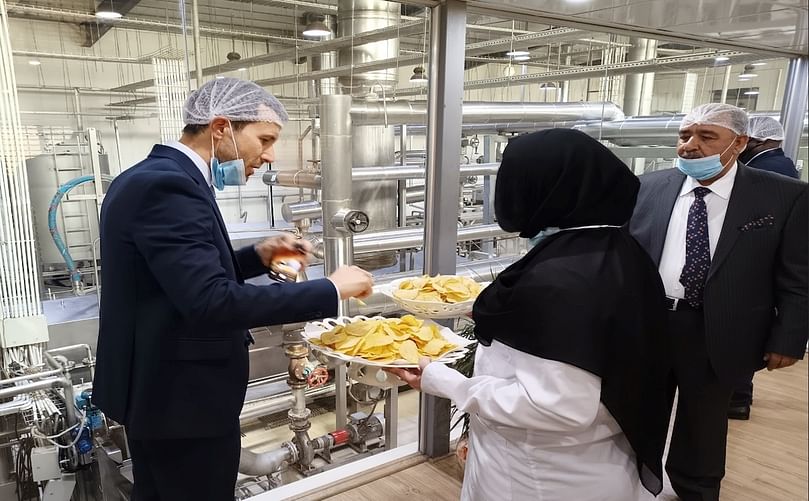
left=350, top=101, right=626, bottom=127
left=0, top=368, right=64, bottom=387
left=238, top=445, right=296, bottom=476
left=575, top=111, right=809, bottom=147
left=0, top=378, right=77, bottom=426
left=352, top=224, right=516, bottom=254
left=264, top=163, right=500, bottom=190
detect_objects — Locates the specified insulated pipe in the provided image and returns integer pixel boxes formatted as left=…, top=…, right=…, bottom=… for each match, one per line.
left=781, top=57, right=809, bottom=162
left=0, top=378, right=77, bottom=426
left=353, top=224, right=515, bottom=254
left=350, top=101, right=625, bottom=126
left=191, top=0, right=204, bottom=88
left=574, top=112, right=809, bottom=147
left=238, top=445, right=295, bottom=476
left=262, top=170, right=321, bottom=189
left=264, top=163, right=499, bottom=189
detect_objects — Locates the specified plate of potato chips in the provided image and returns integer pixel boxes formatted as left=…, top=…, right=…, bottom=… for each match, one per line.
left=383, top=275, right=488, bottom=319
left=303, top=315, right=474, bottom=368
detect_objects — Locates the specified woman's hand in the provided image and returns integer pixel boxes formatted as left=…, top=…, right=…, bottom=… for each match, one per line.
left=385, top=357, right=432, bottom=391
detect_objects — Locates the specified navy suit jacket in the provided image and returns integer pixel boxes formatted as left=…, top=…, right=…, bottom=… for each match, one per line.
left=93, top=145, right=338, bottom=439
left=629, top=164, right=808, bottom=384
left=745, top=148, right=800, bottom=179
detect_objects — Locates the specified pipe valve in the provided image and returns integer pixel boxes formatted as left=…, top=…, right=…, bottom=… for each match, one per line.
left=331, top=209, right=370, bottom=234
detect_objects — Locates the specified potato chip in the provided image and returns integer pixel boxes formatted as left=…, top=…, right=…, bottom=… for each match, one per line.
left=422, top=338, right=447, bottom=356
left=398, top=340, right=421, bottom=364
left=393, top=275, right=482, bottom=304
left=313, top=316, right=458, bottom=364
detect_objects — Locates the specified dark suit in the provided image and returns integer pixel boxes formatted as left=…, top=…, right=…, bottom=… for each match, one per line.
left=732, top=148, right=801, bottom=406
left=630, top=163, right=808, bottom=500
left=744, top=148, right=800, bottom=179
left=94, top=145, right=338, bottom=500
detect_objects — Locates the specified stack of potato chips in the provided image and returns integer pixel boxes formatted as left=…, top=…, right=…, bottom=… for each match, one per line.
left=311, top=315, right=457, bottom=364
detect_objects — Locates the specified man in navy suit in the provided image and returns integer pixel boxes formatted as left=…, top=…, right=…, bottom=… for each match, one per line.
left=739, top=116, right=800, bottom=179
left=728, top=115, right=802, bottom=420
left=93, top=78, right=374, bottom=500
left=630, top=103, right=807, bottom=501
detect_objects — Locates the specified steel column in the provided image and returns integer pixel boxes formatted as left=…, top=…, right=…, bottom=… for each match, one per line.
left=419, top=0, right=467, bottom=459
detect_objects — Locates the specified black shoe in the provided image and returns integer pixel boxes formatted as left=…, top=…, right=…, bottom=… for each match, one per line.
left=728, top=405, right=751, bottom=420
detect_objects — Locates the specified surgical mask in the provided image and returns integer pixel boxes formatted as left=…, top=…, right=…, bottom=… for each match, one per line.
left=676, top=136, right=738, bottom=181
left=211, top=123, right=247, bottom=190
left=527, top=227, right=560, bottom=248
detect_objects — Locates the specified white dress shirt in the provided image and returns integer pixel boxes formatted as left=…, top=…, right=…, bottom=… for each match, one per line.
left=165, top=140, right=212, bottom=188
left=422, top=340, right=651, bottom=501
left=658, top=163, right=738, bottom=299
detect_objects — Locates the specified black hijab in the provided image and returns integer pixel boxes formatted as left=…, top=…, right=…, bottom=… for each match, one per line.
left=473, top=129, right=669, bottom=495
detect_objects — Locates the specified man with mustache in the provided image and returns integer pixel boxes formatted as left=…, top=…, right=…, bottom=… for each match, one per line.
left=629, top=103, right=808, bottom=501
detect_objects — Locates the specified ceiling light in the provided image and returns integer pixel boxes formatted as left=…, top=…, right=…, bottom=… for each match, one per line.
left=302, top=20, right=331, bottom=38
left=744, top=90, right=760, bottom=95
left=714, top=56, right=730, bottom=62
left=215, top=75, right=225, bottom=79
left=95, top=11, right=122, bottom=19
left=28, top=60, right=41, bottom=66
left=739, top=72, right=758, bottom=78
left=410, top=66, right=428, bottom=84
left=513, top=55, right=530, bottom=62
left=751, top=62, right=767, bottom=66
left=506, top=50, right=530, bottom=57
left=238, top=68, right=247, bottom=72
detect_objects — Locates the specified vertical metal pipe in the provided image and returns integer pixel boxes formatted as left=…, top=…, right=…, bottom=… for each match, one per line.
left=780, top=57, right=809, bottom=162
left=420, top=0, right=467, bottom=459
left=112, top=119, right=123, bottom=175
left=398, top=125, right=408, bottom=271
left=191, top=0, right=204, bottom=88
left=73, top=89, right=83, bottom=131
left=320, top=94, right=353, bottom=430
left=720, top=64, right=732, bottom=104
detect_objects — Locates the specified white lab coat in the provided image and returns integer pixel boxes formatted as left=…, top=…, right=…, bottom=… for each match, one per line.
left=421, top=340, right=655, bottom=501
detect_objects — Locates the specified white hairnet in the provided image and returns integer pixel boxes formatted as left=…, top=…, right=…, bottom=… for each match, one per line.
left=680, top=103, right=748, bottom=136
left=747, top=116, right=784, bottom=141
left=183, top=77, right=288, bottom=127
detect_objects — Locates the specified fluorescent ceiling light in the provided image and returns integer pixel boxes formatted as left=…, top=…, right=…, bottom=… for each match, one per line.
left=28, top=60, right=41, bottom=66
left=714, top=56, right=730, bottom=62
left=506, top=50, right=530, bottom=57
left=743, top=90, right=760, bottom=95
left=751, top=62, right=767, bottom=66
left=513, top=55, right=530, bottom=62
left=238, top=68, right=247, bottom=72
left=739, top=72, right=758, bottom=78
left=95, top=11, right=122, bottom=19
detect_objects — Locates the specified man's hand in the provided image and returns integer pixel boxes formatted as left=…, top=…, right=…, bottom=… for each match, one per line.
left=385, top=357, right=432, bottom=391
left=328, top=265, right=374, bottom=300
left=764, top=352, right=800, bottom=371
left=254, top=234, right=311, bottom=268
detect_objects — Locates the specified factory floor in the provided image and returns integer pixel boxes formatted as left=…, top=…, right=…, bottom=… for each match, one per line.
left=299, top=364, right=809, bottom=501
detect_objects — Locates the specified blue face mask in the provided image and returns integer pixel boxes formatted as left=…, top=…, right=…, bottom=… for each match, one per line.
left=211, top=124, right=247, bottom=191
left=676, top=136, right=737, bottom=181
left=527, top=227, right=560, bottom=248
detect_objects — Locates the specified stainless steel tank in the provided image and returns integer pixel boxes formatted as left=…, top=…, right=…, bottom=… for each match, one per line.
left=26, top=143, right=109, bottom=273
left=337, top=0, right=400, bottom=269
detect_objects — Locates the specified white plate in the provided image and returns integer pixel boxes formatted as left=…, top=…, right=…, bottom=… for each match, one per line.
left=302, top=315, right=475, bottom=368
left=382, top=278, right=489, bottom=319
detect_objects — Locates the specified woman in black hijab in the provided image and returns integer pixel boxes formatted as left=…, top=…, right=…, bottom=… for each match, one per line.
left=390, top=129, right=670, bottom=501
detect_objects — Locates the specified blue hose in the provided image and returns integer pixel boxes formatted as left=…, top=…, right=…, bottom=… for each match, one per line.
left=47, top=175, right=113, bottom=287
